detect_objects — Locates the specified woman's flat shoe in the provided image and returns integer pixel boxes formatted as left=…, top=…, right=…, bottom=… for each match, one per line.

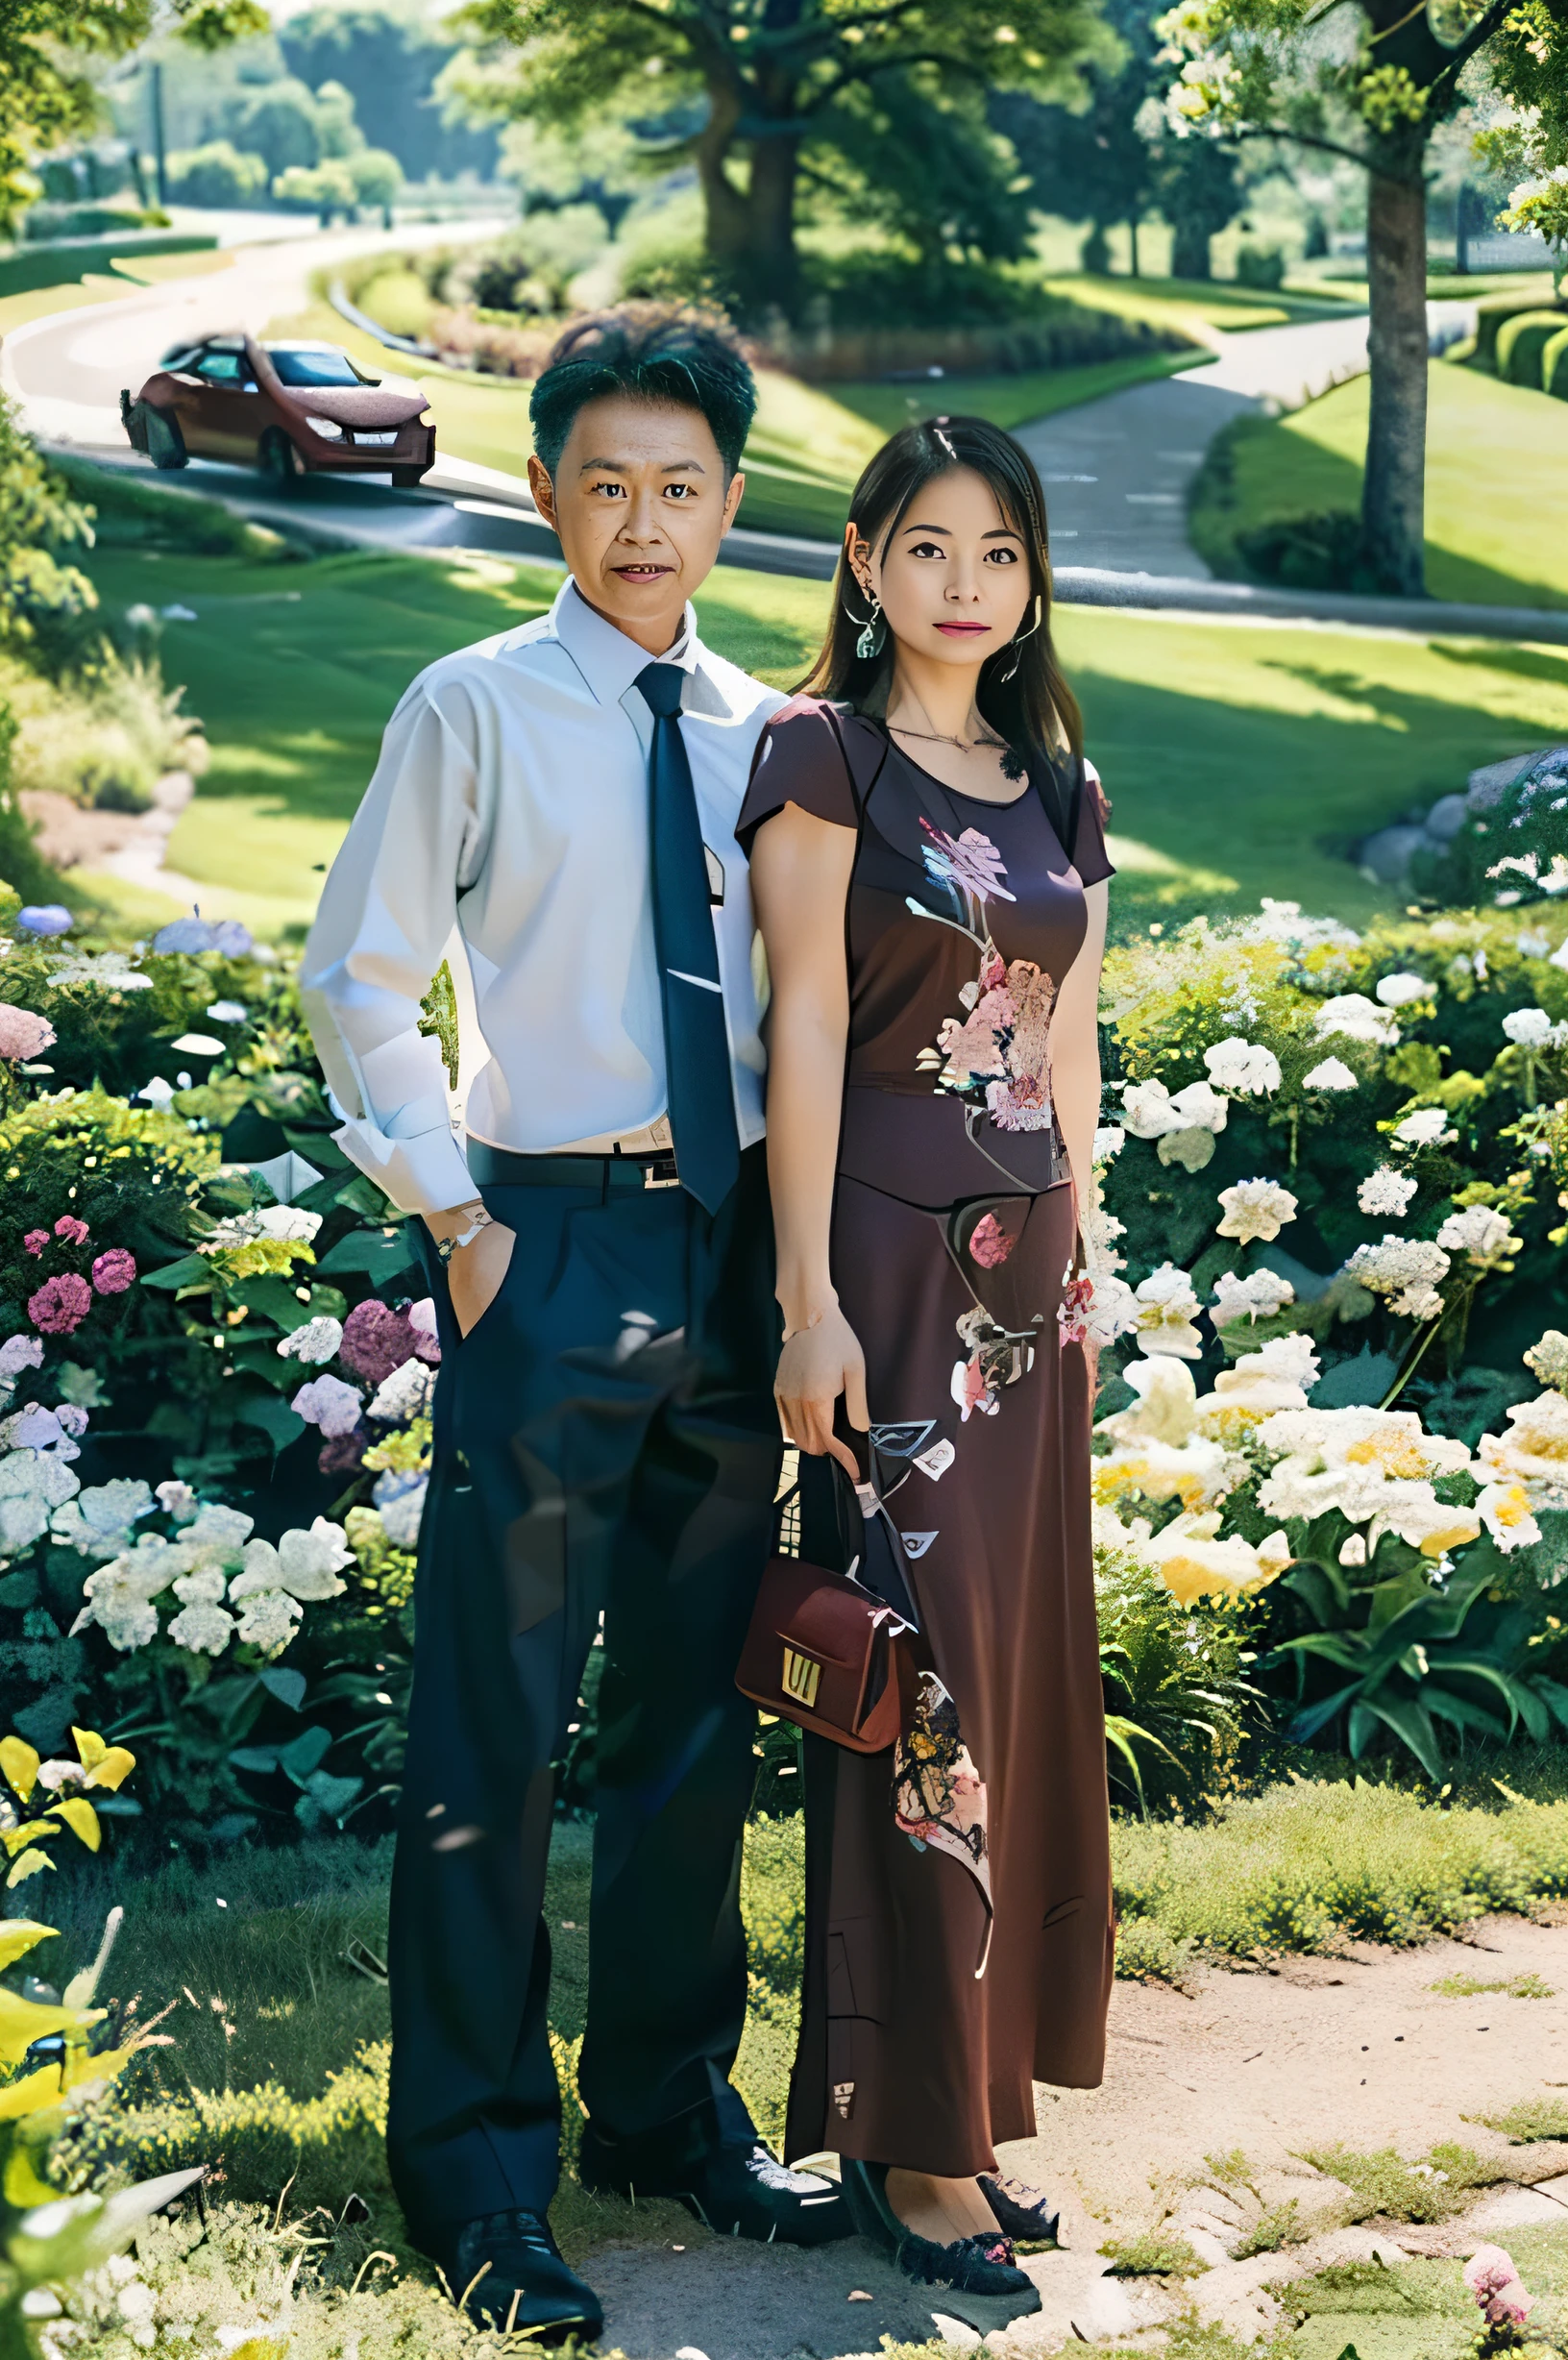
left=840, top=2160, right=1040, bottom=2306
left=980, top=2172, right=1061, bottom=2246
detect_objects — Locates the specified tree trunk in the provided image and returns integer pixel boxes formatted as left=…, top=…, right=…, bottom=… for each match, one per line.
left=1361, top=157, right=1429, bottom=596
left=696, top=75, right=752, bottom=268
left=747, top=129, right=800, bottom=307
left=1127, top=216, right=1140, bottom=277
left=1171, top=220, right=1212, bottom=280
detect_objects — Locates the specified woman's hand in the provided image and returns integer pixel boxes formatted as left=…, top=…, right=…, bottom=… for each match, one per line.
left=775, top=1305, right=870, bottom=1477
left=443, top=1218, right=516, bottom=1339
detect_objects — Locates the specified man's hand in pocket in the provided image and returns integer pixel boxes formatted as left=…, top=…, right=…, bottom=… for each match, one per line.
left=426, top=1210, right=517, bottom=1339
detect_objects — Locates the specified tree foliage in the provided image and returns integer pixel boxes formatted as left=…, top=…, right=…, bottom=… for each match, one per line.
left=0, top=0, right=269, bottom=236
left=447, top=0, right=1113, bottom=307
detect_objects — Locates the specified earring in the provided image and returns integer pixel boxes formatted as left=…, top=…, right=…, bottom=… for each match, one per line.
left=999, top=596, right=1041, bottom=683
left=854, top=592, right=886, bottom=662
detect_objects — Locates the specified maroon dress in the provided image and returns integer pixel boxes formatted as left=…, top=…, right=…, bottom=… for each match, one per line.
left=738, top=700, right=1116, bottom=2178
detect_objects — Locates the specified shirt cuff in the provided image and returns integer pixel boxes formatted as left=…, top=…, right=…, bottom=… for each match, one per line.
left=333, top=1115, right=475, bottom=1217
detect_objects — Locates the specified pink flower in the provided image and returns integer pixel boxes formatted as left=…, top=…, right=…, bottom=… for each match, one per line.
left=28, top=1272, right=93, bottom=1336
left=0, top=1006, right=56, bottom=1061
left=935, top=1009, right=1006, bottom=1088
left=968, top=1213, right=1015, bottom=1269
left=951, top=1353, right=996, bottom=1423
left=987, top=1074, right=1054, bottom=1133
left=979, top=951, right=1006, bottom=992
left=919, top=820, right=1016, bottom=904
left=1058, top=1273, right=1094, bottom=1344
left=1463, top=2246, right=1534, bottom=2328
left=54, top=1216, right=89, bottom=1247
left=23, top=1230, right=48, bottom=1257
left=91, top=1248, right=136, bottom=1295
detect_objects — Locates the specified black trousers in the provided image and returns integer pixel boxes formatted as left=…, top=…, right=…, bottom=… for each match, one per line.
left=386, top=1145, right=779, bottom=2243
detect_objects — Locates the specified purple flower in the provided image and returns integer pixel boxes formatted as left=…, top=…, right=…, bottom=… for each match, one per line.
left=28, top=1273, right=93, bottom=1336
left=339, top=1297, right=438, bottom=1384
left=0, top=1335, right=44, bottom=1380
left=0, top=1007, right=56, bottom=1061
left=23, top=1230, right=48, bottom=1257
left=16, top=905, right=73, bottom=937
left=54, top=1215, right=90, bottom=1248
left=919, top=820, right=1016, bottom=905
left=151, top=913, right=254, bottom=957
left=292, top=1373, right=364, bottom=1437
left=317, top=1424, right=368, bottom=1478
left=91, top=1248, right=137, bottom=1295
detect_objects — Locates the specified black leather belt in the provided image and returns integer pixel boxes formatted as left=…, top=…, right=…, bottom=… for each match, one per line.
left=467, top=1140, right=680, bottom=1192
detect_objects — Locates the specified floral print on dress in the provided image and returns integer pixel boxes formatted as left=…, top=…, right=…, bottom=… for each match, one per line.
left=894, top=1670, right=993, bottom=1964
left=913, top=826, right=1060, bottom=1136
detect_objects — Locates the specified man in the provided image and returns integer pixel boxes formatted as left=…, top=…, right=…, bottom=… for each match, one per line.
left=302, top=307, right=847, bottom=2344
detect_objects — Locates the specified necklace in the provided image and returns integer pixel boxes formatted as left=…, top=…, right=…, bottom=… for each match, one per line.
left=889, top=717, right=1025, bottom=782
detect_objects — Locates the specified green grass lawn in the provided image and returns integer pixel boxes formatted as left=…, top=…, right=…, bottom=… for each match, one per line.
left=1189, top=357, right=1568, bottom=608
left=67, top=511, right=1568, bottom=940
left=1041, top=270, right=1354, bottom=338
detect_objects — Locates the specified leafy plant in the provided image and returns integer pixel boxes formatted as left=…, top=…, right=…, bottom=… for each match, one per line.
left=0, top=1727, right=134, bottom=1896
left=1096, top=1547, right=1260, bottom=1810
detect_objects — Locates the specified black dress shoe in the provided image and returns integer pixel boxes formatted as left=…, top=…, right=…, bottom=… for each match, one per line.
left=438, top=2208, right=602, bottom=2344
left=579, top=2124, right=852, bottom=2246
left=841, top=2158, right=1042, bottom=2307
left=980, top=2171, right=1061, bottom=2246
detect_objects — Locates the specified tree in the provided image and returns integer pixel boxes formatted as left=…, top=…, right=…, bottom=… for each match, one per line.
left=1147, top=119, right=1241, bottom=277
left=447, top=0, right=1110, bottom=310
left=166, top=137, right=269, bottom=208
left=227, top=77, right=324, bottom=176
left=272, top=159, right=357, bottom=221
left=279, top=7, right=501, bottom=184
left=350, top=143, right=404, bottom=227
left=0, top=0, right=268, bottom=238
left=1157, top=0, right=1568, bottom=594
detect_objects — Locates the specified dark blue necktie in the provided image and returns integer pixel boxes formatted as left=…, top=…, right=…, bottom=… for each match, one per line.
left=638, top=662, right=741, bottom=1215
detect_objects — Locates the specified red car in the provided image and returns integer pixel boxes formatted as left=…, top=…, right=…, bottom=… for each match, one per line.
left=122, top=333, right=435, bottom=488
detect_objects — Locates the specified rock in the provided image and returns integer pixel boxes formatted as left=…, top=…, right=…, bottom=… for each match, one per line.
left=1358, top=824, right=1428, bottom=885
left=1424, top=792, right=1470, bottom=842
left=1467, top=750, right=1552, bottom=811
left=1464, top=2183, right=1568, bottom=2228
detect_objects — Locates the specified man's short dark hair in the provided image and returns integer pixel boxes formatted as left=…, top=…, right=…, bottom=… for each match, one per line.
left=528, top=303, right=757, bottom=480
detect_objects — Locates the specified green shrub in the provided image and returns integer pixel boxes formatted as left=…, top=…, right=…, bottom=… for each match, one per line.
left=1300, top=2140, right=1500, bottom=2222
left=1474, top=2093, right=1568, bottom=2141
left=1096, top=1547, right=1258, bottom=1810
left=354, top=267, right=434, bottom=342
left=1497, top=308, right=1568, bottom=387
left=166, top=142, right=268, bottom=209
left=1232, top=506, right=1374, bottom=592
left=11, top=648, right=204, bottom=809
left=1545, top=323, right=1568, bottom=401
left=1235, top=243, right=1287, bottom=290
left=1412, top=745, right=1568, bottom=907
left=1104, top=2225, right=1205, bottom=2275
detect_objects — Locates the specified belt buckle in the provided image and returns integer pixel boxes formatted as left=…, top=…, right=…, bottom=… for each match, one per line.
left=644, top=1157, right=680, bottom=1190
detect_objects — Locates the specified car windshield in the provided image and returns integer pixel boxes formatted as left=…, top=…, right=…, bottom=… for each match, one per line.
left=266, top=346, right=372, bottom=388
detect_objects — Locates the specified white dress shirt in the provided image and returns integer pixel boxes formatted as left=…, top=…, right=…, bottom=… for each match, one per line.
left=300, top=578, right=786, bottom=1215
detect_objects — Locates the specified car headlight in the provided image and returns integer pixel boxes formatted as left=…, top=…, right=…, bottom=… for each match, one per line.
left=305, top=414, right=344, bottom=441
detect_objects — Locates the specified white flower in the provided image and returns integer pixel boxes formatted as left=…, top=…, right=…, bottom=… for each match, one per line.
left=1368, top=1485, right=1482, bottom=1559
left=408, top=1296, right=440, bottom=1341
left=278, top=1316, right=344, bottom=1364
left=1523, top=1330, right=1568, bottom=1394
left=292, top=1375, right=364, bottom=1437
left=1315, top=993, right=1399, bottom=1046
left=99, top=1596, right=159, bottom=1651
left=182, top=1503, right=256, bottom=1568
left=1476, top=1482, right=1543, bottom=1553
left=1203, top=1037, right=1282, bottom=1094
left=50, top=1479, right=156, bottom=1560
left=1099, top=1355, right=1200, bottom=1446
left=1358, top=1167, right=1418, bottom=1217
left=1092, top=1125, right=1126, bottom=1163
left=207, top=999, right=250, bottom=1023
left=1342, top=1236, right=1451, bottom=1311
left=1134, top=1263, right=1205, bottom=1359
left=1339, top=1532, right=1367, bottom=1566
left=1476, top=1391, right=1568, bottom=1508
left=47, top=949, right=154, bottom=992
left=367, top=1357, right=436, bottom=1424
left=1211, top=1268, right=1296, bottom=1329
left=1375, top=973, right=1431, bottom=1007
left=1517, top=931, right=1552, bottom=960
left=0, top=1335, right=43, bottom=1404
left=1303, top=1057, right=1359, bottom=1093
left=1077, top=1269, right=1139, bottom=1346
left=1392, top=1106, right=1456, bottom=1149
left=233, top=1588, right=305, bottom=1652
left=201, top=1205, right=323, bottom=1255
left=172, top=1568, right=228, bottom=1607
left=1119, top=1076, right=1229, bottom=1139
left=1215, top=1177, right=1298, bottom=1247
left=1434, top=1205, right=1520, bottom=1269
left=373, top=1470, right=428, bottom=1549
left=0, top=1446, right=80, bottom=1515
left=156, top=1479, right=199, bottom=1523
left=1252, top=1331, right=1322, bottom=1390
left=1503, top=1006, right=1553, bottom=1047
left=232, top=1516, right=352, bottom=1604
left=168, top=1601, right=235, bottom=1656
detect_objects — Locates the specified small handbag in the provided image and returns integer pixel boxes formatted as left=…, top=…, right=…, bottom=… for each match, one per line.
left=735, top=1469, right=917, bottom=1755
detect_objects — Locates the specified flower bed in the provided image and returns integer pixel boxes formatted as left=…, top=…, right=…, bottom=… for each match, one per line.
left=1085, top=896, right=1568, bottom=1779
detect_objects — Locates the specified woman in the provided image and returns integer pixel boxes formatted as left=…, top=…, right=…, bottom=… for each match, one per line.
left=737, top=416, right=1114, bottom=2310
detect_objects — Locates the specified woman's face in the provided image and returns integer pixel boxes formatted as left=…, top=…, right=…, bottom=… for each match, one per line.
left=849, top=464, right=1034, bottom=673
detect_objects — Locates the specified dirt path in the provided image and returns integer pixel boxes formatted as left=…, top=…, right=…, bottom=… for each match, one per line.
left=579, top=1918, right=1568, bottom=2360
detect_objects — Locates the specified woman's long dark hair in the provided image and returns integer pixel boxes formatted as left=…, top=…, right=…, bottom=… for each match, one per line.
left=799, top=414, right=1084, bottom=771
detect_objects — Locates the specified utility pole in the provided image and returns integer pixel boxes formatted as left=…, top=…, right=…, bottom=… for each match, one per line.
left=149, top=60, right=167, bottom=208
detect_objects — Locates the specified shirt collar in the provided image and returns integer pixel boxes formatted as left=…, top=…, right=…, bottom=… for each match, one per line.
left=552, top=578, right=701, bottom=708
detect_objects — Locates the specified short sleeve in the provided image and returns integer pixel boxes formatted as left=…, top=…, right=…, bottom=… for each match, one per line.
left=736, top=696, right=860, bottom=856
left=1071, top=756, right=1115, bottom=889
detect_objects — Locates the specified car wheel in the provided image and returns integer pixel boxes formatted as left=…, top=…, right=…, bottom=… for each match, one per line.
left=258, top=429, right=306, bottom=489
left=145, top=406, right=187, bottom=471
left=389, top=465, right=429, bottom=490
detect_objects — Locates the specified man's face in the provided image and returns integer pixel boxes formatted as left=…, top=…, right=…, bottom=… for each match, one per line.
left=528, top=394, right=745, bottom=653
